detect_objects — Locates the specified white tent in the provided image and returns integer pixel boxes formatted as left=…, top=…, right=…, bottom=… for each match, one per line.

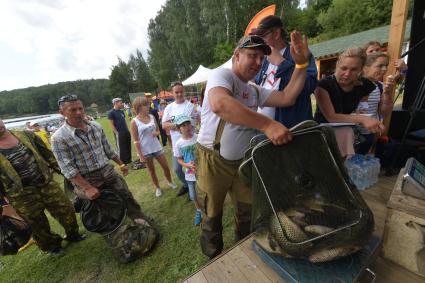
left=218, top=57, right=233, bottom=69
left=182, top=57, right=233, bottom=86
left=182, top=65, right=212, bottom=86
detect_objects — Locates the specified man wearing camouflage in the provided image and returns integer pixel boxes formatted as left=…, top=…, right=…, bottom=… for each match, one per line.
left=0, top=118, right=85, bottom=255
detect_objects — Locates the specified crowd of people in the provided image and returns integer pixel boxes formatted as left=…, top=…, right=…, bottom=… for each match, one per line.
left=0, top=15, right=408, bottom=264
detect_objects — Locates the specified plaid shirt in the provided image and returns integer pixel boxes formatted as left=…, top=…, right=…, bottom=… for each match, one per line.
left=51, top=121, right=118, bottom=179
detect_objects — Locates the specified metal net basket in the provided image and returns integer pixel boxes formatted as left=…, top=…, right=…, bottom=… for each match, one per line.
left=239, top=121, right=374, bottom=262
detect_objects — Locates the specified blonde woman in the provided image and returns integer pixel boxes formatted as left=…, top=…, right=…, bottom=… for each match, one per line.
left=314, top=47, right=385, bottom=158
left=131, top=97, right=177, bottom=197
left=355, top=52, right=394, bottom=154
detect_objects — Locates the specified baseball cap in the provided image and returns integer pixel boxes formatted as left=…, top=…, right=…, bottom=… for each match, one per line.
left=58, top=94, right=78, bottom=107
left=112, top=97, right=122, bottom=104
left=174, top=114, right=191, bottom=126
left=236, top=35, right=271, bottom=55
left=144, top=93, right=152, bottom=97
left=250, top=15, right=283, bottom=37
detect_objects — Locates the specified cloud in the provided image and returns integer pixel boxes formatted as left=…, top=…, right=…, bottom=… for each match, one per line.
left=0, top=0, right=165, bottom=91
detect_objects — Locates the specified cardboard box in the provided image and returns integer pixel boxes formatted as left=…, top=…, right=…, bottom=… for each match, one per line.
left=382, top=170, right=425, bottom=278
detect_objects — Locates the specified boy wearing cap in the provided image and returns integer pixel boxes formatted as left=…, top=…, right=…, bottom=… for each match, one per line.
left=174, top=115, right=202, bottom=225
left=196, top=32, right=310, bottom=258
left=108, top=98, right=132, bottom=165
left=251, top=15, right=318, bottom=127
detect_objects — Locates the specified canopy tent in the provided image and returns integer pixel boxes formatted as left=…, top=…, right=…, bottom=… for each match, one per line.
left=182, top=65, right=213, bottom=86
left=182, top=58, right=233, bottom=86
left=219, top=57, right=233, bottom=69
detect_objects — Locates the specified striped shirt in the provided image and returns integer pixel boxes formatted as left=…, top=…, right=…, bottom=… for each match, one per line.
left=51, top=121, right=118, bottom=179
left=357, top=82, right=382, bottom=134
left=0, top=143, right=45, bottom=187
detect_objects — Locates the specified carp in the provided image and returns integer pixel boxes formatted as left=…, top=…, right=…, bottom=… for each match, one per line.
left=304, top=225, right=334, bottom=235
left=308, top=246, right=361, bottom=263
left=269, top=211, right=312, bottom=256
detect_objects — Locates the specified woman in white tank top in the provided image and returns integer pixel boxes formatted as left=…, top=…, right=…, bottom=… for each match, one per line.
left=130, top=97, right=177, bottom=197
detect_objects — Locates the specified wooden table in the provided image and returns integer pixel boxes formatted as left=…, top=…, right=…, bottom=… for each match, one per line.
left=183, top=175, right=425, bottom=283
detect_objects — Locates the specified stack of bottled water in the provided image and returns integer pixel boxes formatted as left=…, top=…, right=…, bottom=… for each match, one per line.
left=344, top=154, right=381, bottom=191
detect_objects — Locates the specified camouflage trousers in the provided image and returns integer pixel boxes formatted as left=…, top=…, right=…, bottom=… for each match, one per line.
left=7, top=181, right=79, bottom=252
left=77, top=164, right=145, bottom=220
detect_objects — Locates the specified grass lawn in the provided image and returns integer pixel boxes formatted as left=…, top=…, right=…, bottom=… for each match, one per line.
left=0, top=117, right=236, bottom=283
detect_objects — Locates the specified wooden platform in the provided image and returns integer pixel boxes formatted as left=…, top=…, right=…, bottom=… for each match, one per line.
left=182, top=174, right=425, bottom=283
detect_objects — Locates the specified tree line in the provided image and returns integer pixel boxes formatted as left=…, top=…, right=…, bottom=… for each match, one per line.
left=0, top=79, right=109, bottom=117
left=1, top=0, right=405, bottom=116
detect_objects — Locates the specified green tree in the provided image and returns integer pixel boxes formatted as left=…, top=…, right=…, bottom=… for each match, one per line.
left=316, top=0, right=392, bottom=41
left=108, top=58, right=134, bottom=101
left=129, top=50, right=157, bottom=93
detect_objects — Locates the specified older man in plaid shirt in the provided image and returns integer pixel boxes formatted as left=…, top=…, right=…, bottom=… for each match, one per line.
left=51, top=95, right=146, bottom=222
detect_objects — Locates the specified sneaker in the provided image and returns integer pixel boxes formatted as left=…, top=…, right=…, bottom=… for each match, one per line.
left=155, top=188, right=162, bottom=197
left=48, top=247, right=65, bottom=257
left=65, top=234, right=87, bottom=243
left=176, top=186, right=188, bottom=197
left=194, top=210, right=202, bottom=226
left=168, top=182, right=178, bottom=190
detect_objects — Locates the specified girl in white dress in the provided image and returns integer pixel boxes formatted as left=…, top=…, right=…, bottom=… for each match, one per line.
left=131, top=97, right=177, bottom=197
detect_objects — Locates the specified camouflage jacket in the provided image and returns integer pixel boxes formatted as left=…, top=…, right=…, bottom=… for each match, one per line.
left=0, top=130, right=61, bottom=196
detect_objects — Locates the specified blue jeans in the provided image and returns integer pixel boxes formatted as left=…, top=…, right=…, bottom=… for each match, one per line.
left=172, top=155, right=188, bottom=188
left=187, top=181, right=197, bottom=201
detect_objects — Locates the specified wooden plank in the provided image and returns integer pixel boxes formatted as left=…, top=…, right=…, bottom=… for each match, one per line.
left=240, top=237, right=285, bottom=283
left=202, top=261, right=230, bottom=283
left=383, top=0, right=410, bottom=132
left=369, top=256, right=425, bottom=283
left=215, top=252, right=251, bottom=282
left=227, top=246, right=273, bottom=283
left=186, top=272, right=209, bottom=283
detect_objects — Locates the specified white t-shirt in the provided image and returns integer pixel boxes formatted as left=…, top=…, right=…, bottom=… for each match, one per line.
left=197, top=68, right=272, bottom=160
left=133, top=115, right=162, bottom=155
left=161, top=100, right=195, bottom=155
left=175, top=134, right=197, bottom=181
left=257, top=48, right=286, bottom=119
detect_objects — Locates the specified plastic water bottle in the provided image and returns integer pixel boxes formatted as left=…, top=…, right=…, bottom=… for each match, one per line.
left=345, top=154, right=367, bottom=191
left=363, top=156, right=372, bottom=188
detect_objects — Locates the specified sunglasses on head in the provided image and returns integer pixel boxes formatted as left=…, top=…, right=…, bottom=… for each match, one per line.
left=58, top=94, right=78, bottom=107
left=238, top=35, right=266, bottom=48
left=170, top=81, right=183, bottom=89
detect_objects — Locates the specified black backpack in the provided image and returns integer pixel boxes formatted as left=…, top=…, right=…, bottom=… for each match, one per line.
left=0, top=215, right=32, bottom=256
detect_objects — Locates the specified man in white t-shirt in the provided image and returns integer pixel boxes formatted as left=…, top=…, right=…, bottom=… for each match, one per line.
left=162, top=81, right=196, bottom=197
left=196, top=33, right=310, bottom=258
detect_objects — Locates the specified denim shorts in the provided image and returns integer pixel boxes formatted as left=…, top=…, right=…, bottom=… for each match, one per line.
left=144, top=149, right=164, bottom=158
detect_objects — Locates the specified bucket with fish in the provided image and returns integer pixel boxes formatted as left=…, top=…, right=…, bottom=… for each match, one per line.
left=239, top=121, right=374, bottom=263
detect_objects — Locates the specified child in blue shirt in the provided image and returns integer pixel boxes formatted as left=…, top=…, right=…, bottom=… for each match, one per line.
left=174, top=115, right=202, bottom=225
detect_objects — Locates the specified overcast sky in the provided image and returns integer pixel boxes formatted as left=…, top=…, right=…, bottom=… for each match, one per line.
left=0, top=0, right=166, bottom=91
